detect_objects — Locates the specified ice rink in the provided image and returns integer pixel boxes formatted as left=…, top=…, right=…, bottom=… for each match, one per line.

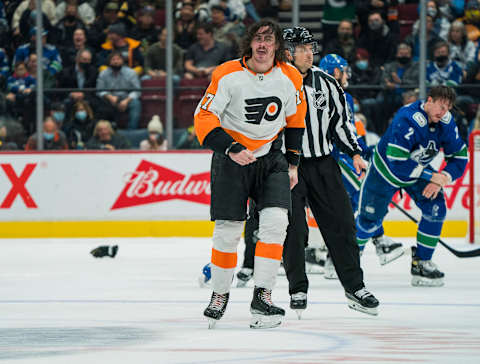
left=1, top=237, right=479, bottom=364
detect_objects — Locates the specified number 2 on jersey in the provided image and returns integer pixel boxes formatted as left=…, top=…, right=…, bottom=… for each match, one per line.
left=201, top=93, right=215, bottom=110
left=405, top=127, right=414, bottom=140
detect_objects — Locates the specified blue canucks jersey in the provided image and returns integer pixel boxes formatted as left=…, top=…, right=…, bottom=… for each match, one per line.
left=13, top=43, right=62, bottom=76
left=373, top=100, right=467, bottom=187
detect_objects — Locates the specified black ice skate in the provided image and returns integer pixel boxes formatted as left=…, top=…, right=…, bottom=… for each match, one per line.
left=372, top=235, right=404, bottom=265
left=305, top=247, right=325, bottom=274
left=411, top=247, right=445, bottom=287
left=236, top=267, right=253, bottom=288
left=204, top=292, right=229, bottom=329
left=250, top=286, right=285, bottom=329
left=290, top=292, right=307, bottom=319
left=345, top=287, right=379, bottom=316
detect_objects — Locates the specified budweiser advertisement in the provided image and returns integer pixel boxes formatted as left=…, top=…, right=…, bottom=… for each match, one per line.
left=0, top=152, right=212, bottom=221
left=0, top=151, right=470, bottom=222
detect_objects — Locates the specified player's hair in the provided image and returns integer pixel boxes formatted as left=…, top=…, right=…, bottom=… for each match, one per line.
left=427, top=85, right=456, bottom=105
left=240, top=19, right=287, bottom=63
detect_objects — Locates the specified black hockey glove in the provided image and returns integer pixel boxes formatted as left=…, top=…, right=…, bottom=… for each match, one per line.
left=90, top=245, right=118, bottom=258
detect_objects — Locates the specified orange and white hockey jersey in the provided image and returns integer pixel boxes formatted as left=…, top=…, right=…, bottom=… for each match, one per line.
left=194, top=57, right=306, bottom=158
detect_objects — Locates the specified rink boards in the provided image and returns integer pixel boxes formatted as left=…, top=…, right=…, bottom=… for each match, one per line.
left=0, top=151, right=471, bottom=238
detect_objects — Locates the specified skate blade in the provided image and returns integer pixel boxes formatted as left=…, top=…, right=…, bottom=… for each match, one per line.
left=207, top=318, right=217, bottom=329
left=324, top=272, right=338, bottom=280
left=347, top=298, right=378, bottom=316
left=378, top=249, right=405, bottom=266
left=250, top=314, right=282, bottom=329
left=306, top=262, right=325, bottom=274
left=294, top=309, right=304, bottom=320
left=411, top=276, right=444, bottom=287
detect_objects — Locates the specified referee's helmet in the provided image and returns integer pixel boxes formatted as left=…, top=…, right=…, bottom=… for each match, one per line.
left=319, top=54, right=351, bottom=77
left=282, top=26, right=320, bottom=55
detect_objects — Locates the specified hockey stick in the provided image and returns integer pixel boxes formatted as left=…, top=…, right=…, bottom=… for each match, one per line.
left=391, top=200, right=480, bottom=258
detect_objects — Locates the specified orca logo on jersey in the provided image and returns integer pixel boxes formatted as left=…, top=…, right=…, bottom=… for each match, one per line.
left=410, top=140, right=438, bottom=165
left=244, top=96, right=282, bottom=124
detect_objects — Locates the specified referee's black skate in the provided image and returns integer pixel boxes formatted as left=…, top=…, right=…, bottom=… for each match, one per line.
left=250, top=287, right=285, bottom=329
left=290, top=292, right=307, bottom=319
left=411, top=247, right=444, bottom=287
left=204, top=292, right=229, bottom=329
left=345, top=288, right=379, bottom=316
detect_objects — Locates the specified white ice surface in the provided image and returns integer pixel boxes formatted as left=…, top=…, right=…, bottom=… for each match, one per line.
left=1, top=237, right=480, bottom=364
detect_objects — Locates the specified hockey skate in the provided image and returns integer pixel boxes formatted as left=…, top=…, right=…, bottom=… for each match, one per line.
left=324, top=255, right=338, bottom=279
left=305, top=247, right=325, bottom=274
left=290, top=292, right=307, bottom=319
left=372, top=235, right=404, bottom=265
left=204, top=292, right=229, bottom=329
left=236, top=267, right=253, bottom=288
left=411, top=247, right=445, bottom=287
left=250, top=287, right=285, bottom=329
left=345, top=287, right=379, bottom=316
left=198, top=263, right=212, bottom=288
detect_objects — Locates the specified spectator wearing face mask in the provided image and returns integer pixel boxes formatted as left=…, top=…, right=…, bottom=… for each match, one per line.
left=56, top=0, right=96, bottom=26
left=49, top=102, right=67, bottom=128
left=139, top=115, right=168, bottom=151
left=322, top=20, right=357, bottom=64
left=58, top=48, right=98, bottom=110
left=349, top=48, right=382, bottom=134
left=375, top=42, right=419, bottom=134
left=412, top=0, right=451, bottom=41
left=56, top=1, right=87, bottom=50
left=97, top=22, right=144, bottom=76
left=62, top=99, right=96, bottom=149
left=404, top=15, right=443, bottom=61
left=357, top=11, right=397, bottom=67
left=60, top=27, right=92, bottom=70
left=350, top=48, right=381, bottom=99
left=25, top=116, right=69, bottom=150
left=426, top=41, right=463, bottom=87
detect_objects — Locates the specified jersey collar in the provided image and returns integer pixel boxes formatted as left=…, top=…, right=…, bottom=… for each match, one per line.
left=241, top=56, right=277, bottom=76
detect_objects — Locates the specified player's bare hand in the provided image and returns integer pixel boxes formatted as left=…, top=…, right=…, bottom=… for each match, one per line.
left=229, top=149, right=256, bottom=166
left=422, top=182, right=441, bottom=199
left=430, top=172, right=449, bottom=187
left=353, top=154, right=367, bottom=176
left=288, top=164, right=298, bottom=190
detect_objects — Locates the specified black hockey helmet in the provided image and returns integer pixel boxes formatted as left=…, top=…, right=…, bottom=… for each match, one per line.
left=282, top=26, right=319, bottom=55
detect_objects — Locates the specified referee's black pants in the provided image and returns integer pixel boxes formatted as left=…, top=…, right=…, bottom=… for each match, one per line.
left=283, top=155, right=365, bottom=295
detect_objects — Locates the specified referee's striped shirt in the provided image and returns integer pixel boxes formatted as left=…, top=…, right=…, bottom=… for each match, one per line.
left=301, top=66, right=361, bottom=159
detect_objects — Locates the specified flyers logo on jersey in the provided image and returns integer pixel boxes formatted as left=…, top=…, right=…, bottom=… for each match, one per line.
left=244, top=96, right=282, bottom=124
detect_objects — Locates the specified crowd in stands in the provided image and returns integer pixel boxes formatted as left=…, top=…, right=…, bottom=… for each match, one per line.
left=0, top=0, right=479, bottom=151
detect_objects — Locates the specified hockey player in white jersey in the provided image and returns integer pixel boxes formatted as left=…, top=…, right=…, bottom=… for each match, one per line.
left=194, top=19, right=306, bottom=329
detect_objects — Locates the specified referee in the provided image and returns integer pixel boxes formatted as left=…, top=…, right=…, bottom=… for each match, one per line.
left=282, top=28, right=379, bottom=316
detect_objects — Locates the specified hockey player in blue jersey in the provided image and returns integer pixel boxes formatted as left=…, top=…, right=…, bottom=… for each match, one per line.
left=356, top=85, right=467, bottom=287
